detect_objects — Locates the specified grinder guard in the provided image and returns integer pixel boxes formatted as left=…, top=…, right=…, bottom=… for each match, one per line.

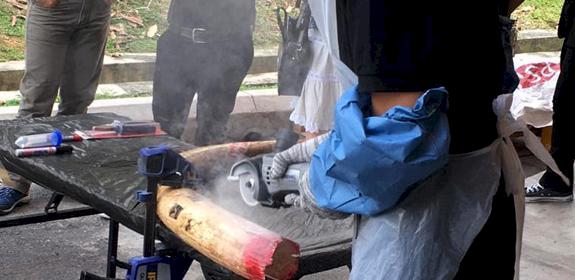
left=229, top=154, right=309, bottom=207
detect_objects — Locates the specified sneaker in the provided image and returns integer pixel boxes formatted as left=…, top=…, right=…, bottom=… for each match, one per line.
left=525, top=183, right=574, bottom=203
left=0, top=186, right=30, bottom=215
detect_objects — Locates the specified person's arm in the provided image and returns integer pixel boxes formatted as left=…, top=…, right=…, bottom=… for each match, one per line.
left=270, top=133, right=329, bottom=179
left=371, top=92, right=422, bottom=116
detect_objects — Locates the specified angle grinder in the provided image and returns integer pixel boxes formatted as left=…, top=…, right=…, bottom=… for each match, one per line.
left=228, top=129, right=308, bottom=207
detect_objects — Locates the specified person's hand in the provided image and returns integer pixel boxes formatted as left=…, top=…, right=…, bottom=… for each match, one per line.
left=270, top=133, right=329, bottom=179
left=34, top=0, right=61, bottom=8
left=284, top=171, right=350, bottom=219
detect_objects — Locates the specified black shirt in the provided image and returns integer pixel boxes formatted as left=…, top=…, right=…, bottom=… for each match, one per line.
left=559, top=0, right=575, bottom=38
left=337, top=1, right=506, bottom=153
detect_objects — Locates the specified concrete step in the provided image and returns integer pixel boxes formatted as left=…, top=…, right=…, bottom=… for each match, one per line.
left=4, top=50, right=563, bottom=105
left=0, top=30, right=565, bottom=91
left=0, top=49, right=278, bottom=92
left=0, top=72, right=278, bottom=104
left=516, top=29, right=563, bottom=54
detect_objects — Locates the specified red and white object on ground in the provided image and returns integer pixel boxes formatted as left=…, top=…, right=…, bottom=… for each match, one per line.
left=511, top=62, right=560, bottom=128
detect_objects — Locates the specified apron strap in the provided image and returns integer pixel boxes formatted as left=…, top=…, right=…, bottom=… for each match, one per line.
left=493, top=94, right=570, bottom=195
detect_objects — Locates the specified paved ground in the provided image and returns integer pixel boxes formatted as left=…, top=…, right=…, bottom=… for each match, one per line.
left=520, top=154, right=575, bottom=280
left=0, top=191, right=348, bottom=280
left=1, top=151, right=573, bottom=280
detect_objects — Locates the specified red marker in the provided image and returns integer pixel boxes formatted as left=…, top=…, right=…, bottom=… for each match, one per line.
left=62, top=134, right=82, bottom=142
left=16, top=145, right=74, bottom=157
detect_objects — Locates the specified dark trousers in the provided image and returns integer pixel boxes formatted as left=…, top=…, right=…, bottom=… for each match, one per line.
left=152, top=30, right=253, bottom=145
left=18, top=0, right=110, bottom=118
left=540, top=34, right=575, bottom=191
left=455, top=12, right=518, bottom=278
left=454, top=180, right=517, bottom=279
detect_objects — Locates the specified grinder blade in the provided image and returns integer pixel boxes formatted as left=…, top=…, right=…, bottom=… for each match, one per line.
left=228, top=158, right=267, bottom=207
left=239, top=172, right=260, bottom=207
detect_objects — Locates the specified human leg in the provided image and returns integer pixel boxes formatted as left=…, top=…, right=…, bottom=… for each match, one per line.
left=17, top=1, right=80, bottom=118
left=58, top=0, right=111, bottom=115
left=527, top=35, right=575, bottom=202
left=194, top=39, right=253, bottom=146
left=152, top=32, right=196, bottom=139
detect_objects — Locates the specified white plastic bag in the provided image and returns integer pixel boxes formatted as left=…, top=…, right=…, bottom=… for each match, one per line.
left=510, top=62, right=560, bottom=128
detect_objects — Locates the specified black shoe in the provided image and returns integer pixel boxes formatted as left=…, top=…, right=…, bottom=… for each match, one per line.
left=525, top=183, right=573, bottom=203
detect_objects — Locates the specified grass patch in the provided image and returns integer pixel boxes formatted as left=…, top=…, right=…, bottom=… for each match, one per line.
left=106, top=0, right=170, bottom=53
left=0, top=0, right=564, bottom=62
left=0, top=98, right=20, bottom=107
left=0, top=0, right=292, bottom=60
left=95, top=91, right=152, bottom=99
left=0, top=2, right=25, bottom=37
left=107, top=0, right=291, bottom=52
left=253, top=0, right=290, bottom=49
left=0, top=1, right=25, bottom=61
left=0, top=41, right=24, bottom=61
left=513, top=0, right=563, bottom=30
left=240, top=83, right=277, bottom=91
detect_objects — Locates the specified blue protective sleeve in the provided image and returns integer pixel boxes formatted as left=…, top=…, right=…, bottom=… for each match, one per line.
left=309, top=86, right=450, bottom=215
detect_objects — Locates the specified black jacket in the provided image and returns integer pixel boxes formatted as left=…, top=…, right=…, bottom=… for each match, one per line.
left=559, top=0, right=575, bottom=39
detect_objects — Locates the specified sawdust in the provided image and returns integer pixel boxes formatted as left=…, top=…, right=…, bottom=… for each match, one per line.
left=210, top=176, right=354, bottom=254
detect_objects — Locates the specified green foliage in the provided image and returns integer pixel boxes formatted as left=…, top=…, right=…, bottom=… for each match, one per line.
left=513, top=0, right=563, bottom=30
left=0, top=1, right=25, bottom=61
left=0, top=98, right=20, bottom=107
left=0, top=44, right=24, bottom=62
left=106, top=0, right=170, bottom=53
left=240, top=83, right=277, bottom=91
left=0, top=3, right=25, bottom=37
left=0, top=0, right=565, bottom=62
left=253, top=0, right=289, bottom=48
left=0, top=0, right=293, bottom=60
